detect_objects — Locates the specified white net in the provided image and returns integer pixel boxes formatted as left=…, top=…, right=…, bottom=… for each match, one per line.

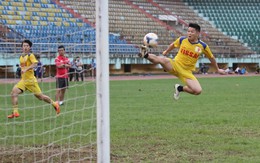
left=0, top=0, right=98, bottom=161
left=0, top=43, right=97, bottom=162
left=0, top=81, right=96, bottom=162
left=0, top=44, right=97, bottom=162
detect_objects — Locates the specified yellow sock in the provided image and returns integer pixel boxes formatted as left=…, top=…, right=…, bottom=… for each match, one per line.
left=13, top=105, right=19, bottom=113
left=51, top=100, right=55, bottom=106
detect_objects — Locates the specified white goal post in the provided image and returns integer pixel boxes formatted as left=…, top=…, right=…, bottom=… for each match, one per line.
left=96, top=0, right=110, bottom=163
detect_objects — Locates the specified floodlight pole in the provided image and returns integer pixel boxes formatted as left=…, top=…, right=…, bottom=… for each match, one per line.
left=96, top=0, right=110, bottom=163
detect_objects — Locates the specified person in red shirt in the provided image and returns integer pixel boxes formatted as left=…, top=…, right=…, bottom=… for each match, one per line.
left=55, top=45, right=71, bottom=105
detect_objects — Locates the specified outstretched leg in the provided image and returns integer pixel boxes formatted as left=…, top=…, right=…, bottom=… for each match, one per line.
left=138, top=45, right=173, bottom=72
left=35, top=93, right=60, bottom=115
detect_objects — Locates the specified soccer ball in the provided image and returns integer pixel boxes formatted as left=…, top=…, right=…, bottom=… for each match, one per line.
left=143, top=33, right=158, bottom=48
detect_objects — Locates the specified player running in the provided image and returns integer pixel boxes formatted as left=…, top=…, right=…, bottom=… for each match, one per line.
left=138, top=23, right=225, bottom=100
left=8, top=40, right=60, bottom=118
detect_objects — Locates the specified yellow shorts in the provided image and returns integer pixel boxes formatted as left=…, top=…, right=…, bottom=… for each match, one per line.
left=15, top=79, right=42, bottom=94
left=168, top=58, right=197, bottom=84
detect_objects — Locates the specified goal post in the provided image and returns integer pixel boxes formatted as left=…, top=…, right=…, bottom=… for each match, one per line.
left=96, top=0, right=110, bottom=163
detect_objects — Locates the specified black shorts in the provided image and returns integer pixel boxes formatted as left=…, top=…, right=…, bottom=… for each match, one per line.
left=56, top=78, right=69, bottom=89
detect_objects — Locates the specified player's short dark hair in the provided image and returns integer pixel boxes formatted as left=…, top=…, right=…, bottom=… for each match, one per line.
left=58, top=45, right=65, bottom=50
left=22, top=40, right=33, bottom=47
left=189, top=23, right=201, bottom=32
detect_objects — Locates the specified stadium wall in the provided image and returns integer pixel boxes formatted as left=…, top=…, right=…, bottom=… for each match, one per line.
left=1, top=55, right=260, bottom=78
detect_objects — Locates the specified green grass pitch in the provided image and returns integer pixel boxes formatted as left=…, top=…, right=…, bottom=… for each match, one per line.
left=0, top=76, right=260, bottom=162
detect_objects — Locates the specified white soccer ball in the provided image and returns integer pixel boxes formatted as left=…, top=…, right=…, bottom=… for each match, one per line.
left=143, top=33, right=158, bottom=48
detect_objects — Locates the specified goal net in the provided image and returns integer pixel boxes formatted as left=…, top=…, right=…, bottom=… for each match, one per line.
left=0, top=0, right=103, bottom=162
left=0, top=36, right=97, bottom=163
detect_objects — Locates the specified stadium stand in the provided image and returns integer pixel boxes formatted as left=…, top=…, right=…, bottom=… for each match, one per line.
left=59, top=0, right=180, bottom=54
left=182, top=0, right=260, bottom=53
left=0, top=0, right=258, bottom=63
left=60, top=0, right=256, bottom=57
left=0, top=24, right=23, bottom=54
left=0, top=0, right=137, bottom=54
left=149, top=0, right=255, bottom=56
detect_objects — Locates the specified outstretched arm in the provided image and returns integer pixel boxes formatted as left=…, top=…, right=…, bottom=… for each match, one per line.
left=162, top=42, right=175, bottom=56
left=209, top=57, right=225, bottom=74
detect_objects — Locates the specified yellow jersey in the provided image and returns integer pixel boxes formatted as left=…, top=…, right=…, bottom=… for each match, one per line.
left=19, top=53, right=38, bottom=82
left=173, top=36, right=214, bottom=71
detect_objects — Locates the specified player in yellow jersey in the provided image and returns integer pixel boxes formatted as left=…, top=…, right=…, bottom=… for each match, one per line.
left=8, top=40, right=60, bottom=118
left=138, top=23, right=225, bottom=100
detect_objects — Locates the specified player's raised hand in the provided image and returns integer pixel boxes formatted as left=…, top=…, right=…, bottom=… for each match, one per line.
left=218, top=69, right=226, bottom=75
left=162, top=50, right=168, bottom=56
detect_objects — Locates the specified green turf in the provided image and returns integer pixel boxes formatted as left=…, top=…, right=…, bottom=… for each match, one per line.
left=110, top=76, right=260, bottom=162
left=0, top=76, right=260, bottom=162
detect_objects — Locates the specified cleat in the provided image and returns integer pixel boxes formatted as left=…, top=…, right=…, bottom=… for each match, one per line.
left=138, top=45, right=148, bottom=58
left=53, top=101, right=60, bottom=115
left=174, top=84, right=180, bottom=100
left=7, top=112, right=20, bottom=119
left=59, top=101, right=64, bottom=106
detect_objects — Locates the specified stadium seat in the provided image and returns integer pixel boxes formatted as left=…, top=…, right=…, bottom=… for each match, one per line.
left=183, top=0, right=259, bottom=53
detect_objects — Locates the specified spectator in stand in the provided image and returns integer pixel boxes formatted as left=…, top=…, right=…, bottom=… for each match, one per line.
left=224, top=67, right=234, bottom=74
left=91, top=58, right=96, bottom=78
left=255, top=65, right=260, bottom=74
left=69, top=58, right=77, bottom=81
left=199, top=63, right=208, bottom=74
left=16, top=64, right=21, bottom=78
left=55, top=45, right=71, bottom=106
left=240, top=67, right=247, bottom=75
left=234, top=66, right=241, bottom=74
left=75, top=56, right=84, bottom=81
left=34, top=55, right=43, bottom=81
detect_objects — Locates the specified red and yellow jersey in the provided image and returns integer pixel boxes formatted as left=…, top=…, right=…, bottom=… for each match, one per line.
left=173, top=36, right=214, bottom=71
left=19, top=53, right=38, bottom=82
